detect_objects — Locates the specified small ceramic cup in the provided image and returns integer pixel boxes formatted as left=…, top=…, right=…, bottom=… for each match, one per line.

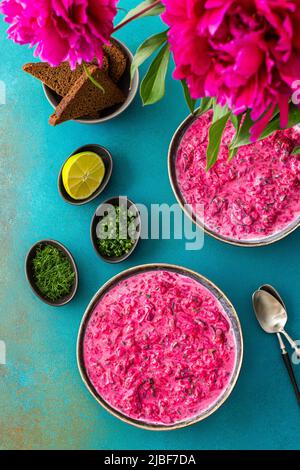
left=25, top=239, right=79, bottom=306
left=90, top=196, right=141, bottom=263
left=58, top=144, right=113, bottom=205
left=43, top=38, right=139, bottom=124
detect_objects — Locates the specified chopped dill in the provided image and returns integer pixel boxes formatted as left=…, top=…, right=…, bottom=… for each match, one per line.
left=32, top=245, right=75, bottom=301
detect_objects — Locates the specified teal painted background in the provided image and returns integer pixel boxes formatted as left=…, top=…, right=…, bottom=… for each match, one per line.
left=0, top=3, right=300, bottom=450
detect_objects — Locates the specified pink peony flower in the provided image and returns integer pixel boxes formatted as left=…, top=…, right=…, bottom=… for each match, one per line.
left=0, top=0, right=118, bottom=68
left=162, top=0, right=300, bottom=138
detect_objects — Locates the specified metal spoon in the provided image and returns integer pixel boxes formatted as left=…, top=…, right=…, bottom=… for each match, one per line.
left=252, top=290, right=300, bottom=357
left=259, top=284, right=285, bottom=309
left=253, top=288, right=300, bottom=405
left=259, top=284, right=287, bottom=349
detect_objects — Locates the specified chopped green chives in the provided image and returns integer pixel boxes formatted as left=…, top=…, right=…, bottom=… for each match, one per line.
left=97, top=205, right=137, bottom=258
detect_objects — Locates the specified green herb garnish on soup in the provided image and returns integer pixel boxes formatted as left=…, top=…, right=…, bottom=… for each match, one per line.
left=32, top=245, right=75, bottom=301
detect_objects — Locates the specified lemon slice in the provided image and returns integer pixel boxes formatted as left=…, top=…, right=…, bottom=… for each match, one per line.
left=62, top=151, right=105, bottom=200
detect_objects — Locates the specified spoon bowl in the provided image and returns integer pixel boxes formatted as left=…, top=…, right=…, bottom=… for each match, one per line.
left=253, top=289, right=300, bottom=356
left=258, top=285, right=287, bottom=348
left=259, top=284, right=286, bottom=309
left=252, top=290, right=287, bottom=334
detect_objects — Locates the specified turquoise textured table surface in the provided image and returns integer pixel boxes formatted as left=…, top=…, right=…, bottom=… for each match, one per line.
left=0, top=4, right=300, bottom=450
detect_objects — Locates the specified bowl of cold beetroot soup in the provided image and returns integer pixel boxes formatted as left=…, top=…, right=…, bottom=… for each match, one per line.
left=77, top=264, right=243, bottom=430
left=169, top=111, right=300, bottom=246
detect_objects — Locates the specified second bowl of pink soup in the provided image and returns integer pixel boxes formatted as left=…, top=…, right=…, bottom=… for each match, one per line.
left=77, top=264, right=243, bottom=430
left=169, top=111, right=300, bottom=247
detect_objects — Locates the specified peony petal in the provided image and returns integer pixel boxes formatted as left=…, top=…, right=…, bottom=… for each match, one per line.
left=1, top=0, right=117, bottom=67
left=277, top=94, right=290, bottom=128
left=162, top=0, right=300, bottom=129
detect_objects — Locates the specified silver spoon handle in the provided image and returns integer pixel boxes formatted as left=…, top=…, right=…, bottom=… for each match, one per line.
left=276, top=332, right=285, bottom=350
left=281, top=329, right=300, bottom=358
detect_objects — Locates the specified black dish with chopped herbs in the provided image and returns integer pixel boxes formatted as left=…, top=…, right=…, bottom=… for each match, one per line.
left=91, top=197, right=141, bottom=263
left=25, top=239, right=79, bottom=306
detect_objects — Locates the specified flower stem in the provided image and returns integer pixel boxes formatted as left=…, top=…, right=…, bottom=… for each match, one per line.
left=113, top=0, right=162, bottom=33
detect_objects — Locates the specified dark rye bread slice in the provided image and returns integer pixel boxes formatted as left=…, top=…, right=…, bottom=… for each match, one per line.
left=103, top=39, right=127, bottom=82
left=23, top=57, right=109, bottom=97
left=49, top=65, right=126, bottom=126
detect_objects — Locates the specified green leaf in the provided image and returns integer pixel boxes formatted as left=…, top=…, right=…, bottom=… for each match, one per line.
left=83, top=64, right=104, bottom=93
left=140, top=43, right=170, bottom=105
left=130, top=30, right=168, bottom=81
left=181, top=80, right=197, bottom=114
left=228, top=112, right=249, bottom=161
left=117, top=0, right=165, bottom=27
left=291, top=145, right=300, bottom=155
left=228, top=113, right=243, bottom=160
left=230, top=113, right=243, bottom=131
left=261, top=104, right=300, bottom=139
left=229, top=104, right=300, bottom=151
left=206, top=112, right=231, bottom=170
left=195, top=97, right=213, bottom=116
left=212, top=102, right=228, bottom=122
left=229, top=110, right=253, bottom=150
left=228, top=146, right=238, bottom=161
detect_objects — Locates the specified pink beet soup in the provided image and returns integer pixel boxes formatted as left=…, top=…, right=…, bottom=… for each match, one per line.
left=176, top=112, right=300, bottom=241
left=83, top=270, right=237, bottom=425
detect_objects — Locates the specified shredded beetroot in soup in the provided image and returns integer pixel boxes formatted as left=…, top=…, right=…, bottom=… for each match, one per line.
left=176, top=112, right=300, bottom=241
left=83, top=270, right=236, bottom=425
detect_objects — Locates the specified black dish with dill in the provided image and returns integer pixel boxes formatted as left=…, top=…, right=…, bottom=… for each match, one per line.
left=25, top=239, right=79, bottom=306
left=91, top=197, right=141, bottom=263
